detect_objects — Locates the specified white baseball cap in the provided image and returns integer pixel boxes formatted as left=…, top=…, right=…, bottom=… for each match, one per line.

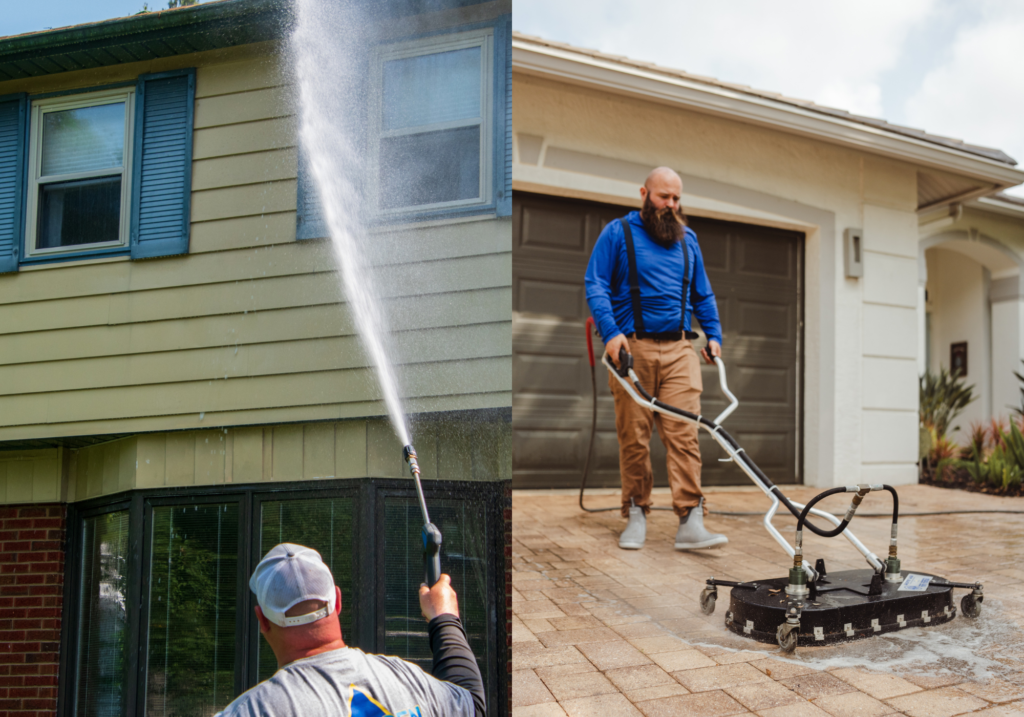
left=250, top=543, right=337, bottom=628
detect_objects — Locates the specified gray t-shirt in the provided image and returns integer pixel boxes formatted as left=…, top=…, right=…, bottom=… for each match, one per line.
left=215, top=647, right=474, bottom=717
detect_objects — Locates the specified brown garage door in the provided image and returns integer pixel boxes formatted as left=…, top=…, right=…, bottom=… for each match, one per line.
left=512, top=191, right=803, bottom=489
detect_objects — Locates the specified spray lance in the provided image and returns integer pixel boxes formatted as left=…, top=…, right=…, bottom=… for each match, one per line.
left=403, top=444, right=443, bottom=587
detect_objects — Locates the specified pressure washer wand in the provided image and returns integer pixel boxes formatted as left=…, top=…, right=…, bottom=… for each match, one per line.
left=404, top=444, right=443, bottom=587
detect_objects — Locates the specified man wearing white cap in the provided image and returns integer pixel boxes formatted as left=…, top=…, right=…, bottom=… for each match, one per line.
left=216, top=543, right=486, bottom=716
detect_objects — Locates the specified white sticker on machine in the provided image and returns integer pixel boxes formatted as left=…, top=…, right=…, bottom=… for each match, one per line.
left=898, top=574, right=933, bottom=592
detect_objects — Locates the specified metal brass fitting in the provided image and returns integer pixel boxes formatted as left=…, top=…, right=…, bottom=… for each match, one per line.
left=403, top=444, right=420, bottom=478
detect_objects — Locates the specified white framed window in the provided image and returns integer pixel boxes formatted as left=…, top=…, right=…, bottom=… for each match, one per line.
left=370, top=28, right=494, bottom=216
left=24, top=88, right=135, bottom=258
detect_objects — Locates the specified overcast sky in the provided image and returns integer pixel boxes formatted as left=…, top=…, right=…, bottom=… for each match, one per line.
left=514, top=0, right=1024, bottom=197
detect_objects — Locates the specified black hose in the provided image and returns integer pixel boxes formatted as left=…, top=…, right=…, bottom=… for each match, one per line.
left=711, top=509, right=1024, bottom=516
left=796, top=486, right=851, bottom=538
left=579, top=356, right=617, bottom=513
left=881, top=484, right=899, bottom=525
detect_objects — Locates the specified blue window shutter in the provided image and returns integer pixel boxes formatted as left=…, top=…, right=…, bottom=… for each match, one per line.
left=296, top=144, right=326, bottom=240
left=131, top=69, right=195, bottom=259
left=0, top=94, right=26, bottom=274
left=495, top=16, right=512, bottom=217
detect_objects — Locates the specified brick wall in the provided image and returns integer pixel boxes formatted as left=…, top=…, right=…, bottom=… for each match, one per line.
left=0, top=505, right=66, bottom=717
left=504, top=483, right=512, bottom=717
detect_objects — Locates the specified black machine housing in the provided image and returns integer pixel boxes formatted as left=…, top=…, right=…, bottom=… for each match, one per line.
left=720, top=568, right=956, bottom=647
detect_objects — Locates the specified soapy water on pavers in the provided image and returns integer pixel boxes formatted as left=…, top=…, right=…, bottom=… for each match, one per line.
left=676, top=598, right=1021, bottom=683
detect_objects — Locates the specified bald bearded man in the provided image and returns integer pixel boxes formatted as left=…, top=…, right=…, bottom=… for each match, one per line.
left=585, top=167, right=729, bottom=551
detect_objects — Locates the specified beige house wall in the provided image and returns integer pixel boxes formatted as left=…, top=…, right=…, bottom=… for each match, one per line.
left=0, top=414, right=510, bottom=505
left=920, top=204, right=1024, bottom=432
left=0, top=42, right=512, bottom=443
left=513, top=73, right=930, bottom=487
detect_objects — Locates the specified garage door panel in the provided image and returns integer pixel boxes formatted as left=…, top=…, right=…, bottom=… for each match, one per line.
left=737, top=234, right=795, bottom=279
left=521, top=204, right=589, bottom=252
left=517, top=278, right=586, bottom=319
left=698, top=231, right=730, bottom=270
left=513, top=192, right=802, bottom=488
left=728, top=365, right=793, bottom=404
left=514, top=428, right=582, bottom=469
left=736, top=300, right=794, bottom=340
left=514, top=353, right=587, bottom=396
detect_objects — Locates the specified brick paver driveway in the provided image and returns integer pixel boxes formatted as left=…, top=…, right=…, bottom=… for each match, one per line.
left=513, top=485, right=1024, bottom=716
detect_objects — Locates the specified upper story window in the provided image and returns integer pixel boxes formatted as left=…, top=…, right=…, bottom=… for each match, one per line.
left=0, top=69, right=194, bottom=274
left=372, top=29, right=493, bottom=216
left=25, top=89, right=135, bottom=258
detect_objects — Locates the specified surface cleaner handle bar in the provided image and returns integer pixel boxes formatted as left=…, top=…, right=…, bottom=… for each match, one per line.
left=610, top=344, right=737, bottom=424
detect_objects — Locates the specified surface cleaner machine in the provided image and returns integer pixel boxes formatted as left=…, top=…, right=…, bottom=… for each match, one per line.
left=584, top=325, right=985, bottom=652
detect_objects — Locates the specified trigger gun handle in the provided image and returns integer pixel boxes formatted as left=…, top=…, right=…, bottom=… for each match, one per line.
left=422, top=523, right=443, bottom=587
left=616, top=346, right=633, bottom=378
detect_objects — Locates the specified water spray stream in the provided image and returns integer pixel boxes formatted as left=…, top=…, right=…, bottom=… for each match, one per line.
left=292, top=0, right=442, bottom=586
left=292, top=0, right=410, bottom=447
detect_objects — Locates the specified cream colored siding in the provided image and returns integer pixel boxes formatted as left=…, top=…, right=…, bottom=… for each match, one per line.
left=0, top=49, right=512, bottom=442
left=0, top=450, right=62, bottom=503
left=50, top=415, right=510, bottom=503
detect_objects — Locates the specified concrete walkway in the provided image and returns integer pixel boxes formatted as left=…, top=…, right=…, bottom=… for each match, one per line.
left=513, top=485, right=1024, bottom=716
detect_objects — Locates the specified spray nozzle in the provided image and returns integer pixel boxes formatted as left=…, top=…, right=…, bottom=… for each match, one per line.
left=403, top=444, right=420, bottom=477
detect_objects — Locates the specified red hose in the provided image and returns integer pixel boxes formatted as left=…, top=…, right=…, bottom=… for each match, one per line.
left=585, top=317, right=595, bottom=367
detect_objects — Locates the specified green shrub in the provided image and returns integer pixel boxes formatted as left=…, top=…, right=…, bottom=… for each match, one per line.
left=958, top=419, right=1024, bottom=490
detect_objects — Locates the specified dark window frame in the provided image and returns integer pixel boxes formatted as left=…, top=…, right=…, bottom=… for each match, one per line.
left=59, top=477, right=507, bottom=716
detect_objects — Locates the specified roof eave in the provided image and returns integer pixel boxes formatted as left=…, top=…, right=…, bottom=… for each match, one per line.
left=0, top=0, right=291, bottom=81
left=969, top=195, right=1024, bottom=219
left=513, top=38, right=1024, bottom=190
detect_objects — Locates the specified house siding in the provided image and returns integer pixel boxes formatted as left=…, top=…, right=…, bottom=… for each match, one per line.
left=0, top=46, right=512, bottom=444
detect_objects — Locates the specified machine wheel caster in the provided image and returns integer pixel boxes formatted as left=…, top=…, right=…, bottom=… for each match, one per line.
left=777, top=622, right=799, bottom=652
left=700, top=587, right=717, bottom=615
left=961, top=594, right=982, bottom=619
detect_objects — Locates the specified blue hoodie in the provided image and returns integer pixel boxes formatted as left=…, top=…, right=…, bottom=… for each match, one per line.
left=585, top=211, right=722, bottom=345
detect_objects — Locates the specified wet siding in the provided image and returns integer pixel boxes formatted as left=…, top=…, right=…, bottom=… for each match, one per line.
left=0, top=49, right=512, bottom=442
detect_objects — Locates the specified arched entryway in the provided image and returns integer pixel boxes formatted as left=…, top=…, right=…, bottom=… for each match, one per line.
left=919, top=230, right=1024, bottom=435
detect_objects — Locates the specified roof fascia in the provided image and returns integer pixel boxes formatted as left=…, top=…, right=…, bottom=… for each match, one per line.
left=970, top=196, right=1024, bottom=219
left=513, top=39, right=1024, bottom=189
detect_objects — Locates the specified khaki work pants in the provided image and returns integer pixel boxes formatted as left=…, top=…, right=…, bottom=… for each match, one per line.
left=609, top=336, right=706, bottom=518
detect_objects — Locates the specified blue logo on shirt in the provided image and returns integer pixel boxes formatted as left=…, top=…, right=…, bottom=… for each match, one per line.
left=349, top=686, right=423, bottom=717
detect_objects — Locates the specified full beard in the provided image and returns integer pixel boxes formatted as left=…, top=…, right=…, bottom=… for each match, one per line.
left=640, top=195, right=687, bottom=247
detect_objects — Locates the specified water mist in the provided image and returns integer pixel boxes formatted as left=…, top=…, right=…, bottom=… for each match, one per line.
left=290, top=0, right=410, bottom=446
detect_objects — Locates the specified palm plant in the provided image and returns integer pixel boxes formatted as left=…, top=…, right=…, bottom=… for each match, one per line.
left=919, top=367, right=975, bottom=481
left=920, top=367, right=975, bottom=438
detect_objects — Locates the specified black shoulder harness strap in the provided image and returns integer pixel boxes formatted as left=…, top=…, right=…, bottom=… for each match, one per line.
left=620, top=218, right=646, bottom=336
left=619, top=217, right=698, bottom=341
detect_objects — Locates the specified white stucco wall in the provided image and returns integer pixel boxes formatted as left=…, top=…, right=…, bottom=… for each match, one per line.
left=991, top=298, right=1024, bottom=417
left=926, top=248, right=989, bottom=439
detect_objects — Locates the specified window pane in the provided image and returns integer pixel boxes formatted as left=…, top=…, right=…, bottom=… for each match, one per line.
left=258, top=498, right=355, bottom=681
left=146, top=504, right=239, bottom=717
left=41, top=102, right=125, bottom=176
left=383, top=498, right=489, bottom=687
left=380, top=126, right=480, bottom=209
left=37, top=176, right=121, bottom=249
left=76, top=510, right=130, bottom=717
left=383, top=47, right=481, bottom=131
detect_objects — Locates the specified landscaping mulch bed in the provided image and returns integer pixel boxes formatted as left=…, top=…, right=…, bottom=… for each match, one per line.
left=919, top=465, right=1024, bottom=498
